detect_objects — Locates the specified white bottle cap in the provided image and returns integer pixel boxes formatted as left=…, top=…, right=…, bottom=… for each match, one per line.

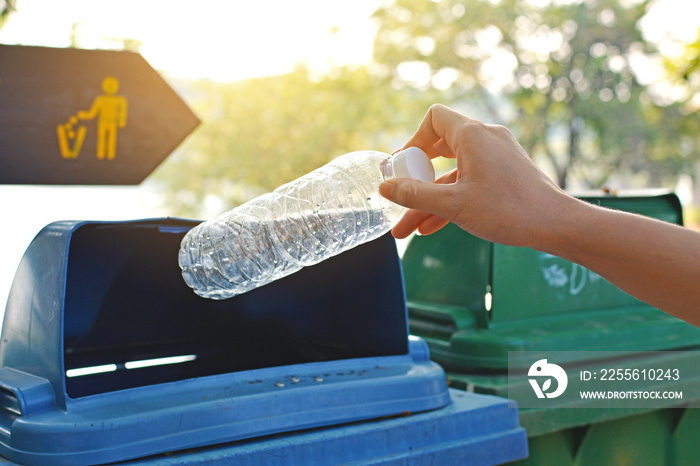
left=390, top=147, right=435, bottom=183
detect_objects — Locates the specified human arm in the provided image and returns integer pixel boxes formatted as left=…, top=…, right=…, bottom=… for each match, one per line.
left=118, top=97, right=127, bottom=127
left=379, top=104, right=700, bottom=326
left=77, top=97, right=100, bottom=120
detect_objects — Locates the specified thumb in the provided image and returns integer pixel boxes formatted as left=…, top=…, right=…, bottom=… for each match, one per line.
left=379, top=178, right=454, bottom=216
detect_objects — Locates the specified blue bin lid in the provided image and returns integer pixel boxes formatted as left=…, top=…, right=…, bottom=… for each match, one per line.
left=0, top=218, right=451, bottom=465
left=115, top=389, right=528, bottom=465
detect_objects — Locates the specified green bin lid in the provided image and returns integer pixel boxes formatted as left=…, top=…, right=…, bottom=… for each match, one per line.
left=403, top=191, right=700, bottom=370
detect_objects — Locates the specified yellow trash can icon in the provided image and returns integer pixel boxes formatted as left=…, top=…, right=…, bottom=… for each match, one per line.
left=56, top=76, right=128, bottom=160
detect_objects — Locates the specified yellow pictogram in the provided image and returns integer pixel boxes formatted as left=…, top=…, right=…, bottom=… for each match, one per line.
left=56, top=116, right=86, bottom=159
left=56, top=76, right=128, bottom=160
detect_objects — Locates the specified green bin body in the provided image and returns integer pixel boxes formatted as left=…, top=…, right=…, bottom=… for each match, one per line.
left=402, top=191, right=700, bottom=465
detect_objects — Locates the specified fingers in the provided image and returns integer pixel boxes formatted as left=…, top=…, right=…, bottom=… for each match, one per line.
left=384, top=104, right=484, bottom=238
left=380, top=178, right=455, bottom=220
left=379, top=159, right=460, bottom=238
left=391, top=211, right=450, bottom=239
left=435, top=168, right=458, bottom=185
left=417, top=215, right=449, bottom=236
left=390, top=209, right=434, bottom=239
left=401, top=105, right=443, bottom=154
left=402, top=104, right=476, bottom=158
left=432, top=138, right=456, bottom=159
left=385, top=104, right=559, bottom=247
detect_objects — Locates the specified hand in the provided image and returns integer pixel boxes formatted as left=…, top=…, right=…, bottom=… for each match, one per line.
left=379, top=104, right=570, bottom=249
left=380, top=104, right=700, bottom=325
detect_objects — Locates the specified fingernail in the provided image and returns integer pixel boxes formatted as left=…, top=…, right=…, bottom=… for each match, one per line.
left=379, top=181, right=393, bottom=199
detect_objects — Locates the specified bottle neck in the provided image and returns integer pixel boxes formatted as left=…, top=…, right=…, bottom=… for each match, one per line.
left=378, top=147, right=435, bottom=183
left=379, top=155, right=397, bottom=181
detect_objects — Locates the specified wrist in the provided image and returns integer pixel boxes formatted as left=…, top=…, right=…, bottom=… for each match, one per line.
left=531, top=192, right=593, bottom=261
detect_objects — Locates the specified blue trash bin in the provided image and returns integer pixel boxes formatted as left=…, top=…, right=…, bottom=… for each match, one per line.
left=0, top=219, right=527, bottom=465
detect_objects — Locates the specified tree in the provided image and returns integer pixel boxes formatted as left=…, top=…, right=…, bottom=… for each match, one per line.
left=663, top=26, right=700, bottom=114
left=152, top=65, right=433, bottom=218
left=0, top=0, right=16, bottom=31
left=372, top=0, right=699, bottom=189
left=662, top=26, right=700, bottom=215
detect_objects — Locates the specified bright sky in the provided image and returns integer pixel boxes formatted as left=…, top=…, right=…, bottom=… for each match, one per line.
left=0, top=0, right=697, bottom=320
left=0, top=0, right=382, bottom=81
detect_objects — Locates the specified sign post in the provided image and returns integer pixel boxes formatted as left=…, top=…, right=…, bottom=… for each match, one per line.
left=0, top=45, right=200, bottom=185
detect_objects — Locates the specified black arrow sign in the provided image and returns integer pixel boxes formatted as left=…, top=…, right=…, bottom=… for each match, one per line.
left=0, top=45, right=200, bottom=185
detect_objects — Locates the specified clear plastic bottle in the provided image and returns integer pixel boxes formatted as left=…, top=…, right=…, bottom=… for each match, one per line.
left=178, top=147, right=435, bottom=299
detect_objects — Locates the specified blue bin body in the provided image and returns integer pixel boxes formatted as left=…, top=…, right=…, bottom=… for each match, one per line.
left=0, top=218, right=527, bottom=465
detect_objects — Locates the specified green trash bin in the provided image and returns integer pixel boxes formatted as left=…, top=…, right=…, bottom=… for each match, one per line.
left=402, top=190, right=700, bottom=465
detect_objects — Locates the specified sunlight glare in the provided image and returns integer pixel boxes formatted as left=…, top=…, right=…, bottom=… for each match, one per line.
left=0, top=0, right=381, bottom=82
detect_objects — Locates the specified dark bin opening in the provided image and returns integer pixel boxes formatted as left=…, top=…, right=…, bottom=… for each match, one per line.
left=63, top=221, right=408, bottom=398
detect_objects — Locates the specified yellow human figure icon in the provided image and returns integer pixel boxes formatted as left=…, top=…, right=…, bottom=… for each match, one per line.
left=77, top=76, right=128, bottom=160
left=57, top=76, right=128, bottom=160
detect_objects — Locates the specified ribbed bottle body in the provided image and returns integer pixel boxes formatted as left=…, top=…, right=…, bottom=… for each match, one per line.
left=179, top=151, right=406, bottom=299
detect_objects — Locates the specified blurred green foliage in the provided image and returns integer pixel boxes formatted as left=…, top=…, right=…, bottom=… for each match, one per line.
left=372, top=0, right=700, bottom=189
left=153, top=0, right=700, bottom=218
left=664, top=26, right=700, bottom=113
left=152, top=66, right=434, bottom=218
left=0, top=0, right=16, bottom=30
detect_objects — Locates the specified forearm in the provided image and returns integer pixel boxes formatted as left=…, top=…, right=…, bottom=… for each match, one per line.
left=385, top=104, right=700, bottom=325
left=539, top=195, right=700, bottom=325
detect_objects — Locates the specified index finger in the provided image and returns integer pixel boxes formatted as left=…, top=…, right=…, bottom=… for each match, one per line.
left=402, top=104, right=477, bottom=159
